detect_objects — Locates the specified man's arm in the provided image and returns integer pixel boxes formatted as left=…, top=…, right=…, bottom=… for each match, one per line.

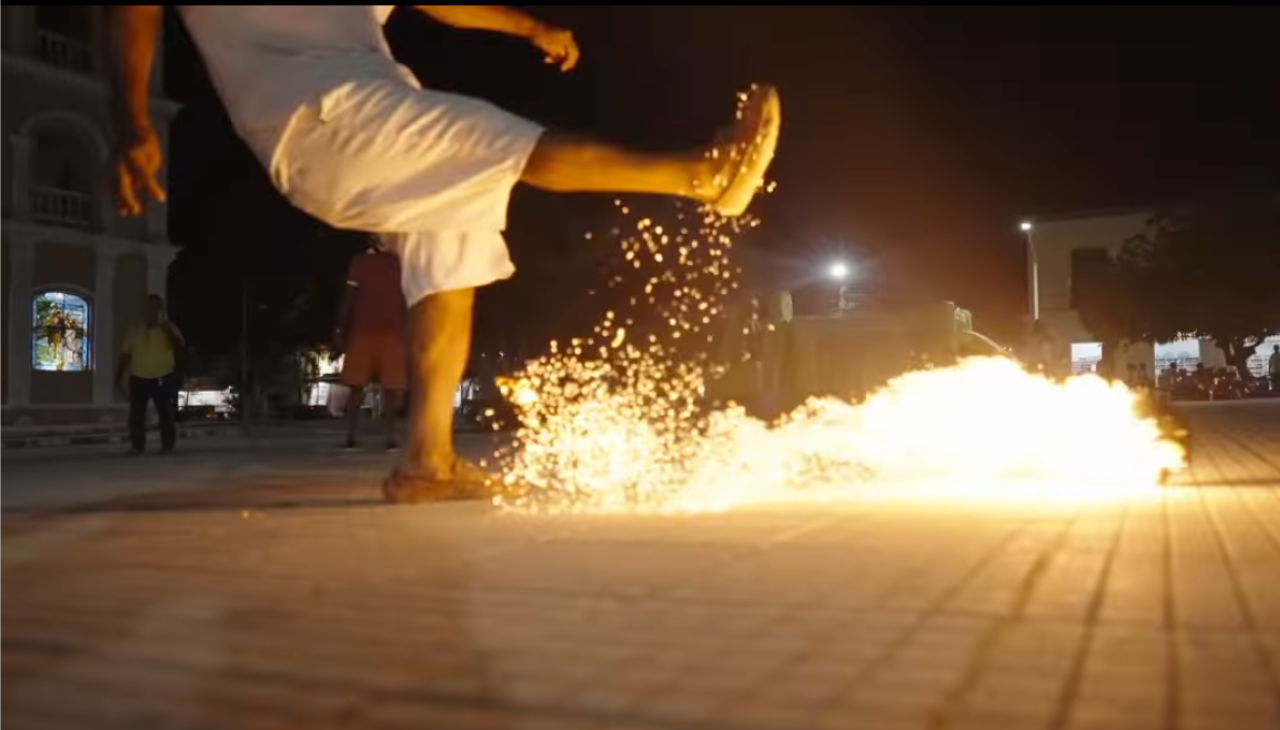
left=414, top=6, right=543, bottom=37
left=334, top=284, right=356, bottom=341
left=415, top=6, right=579, bottom=70
left=106, top=6, right=162, bottom=138
left=116, top=330, right=134, bottom=392
left=161, top=320, right=185, bottom=352
left=333, top=261, right=361, bottom=349
left=107, top=6, right=167, bottom=214
left=115, top=354, right=132, bottom=389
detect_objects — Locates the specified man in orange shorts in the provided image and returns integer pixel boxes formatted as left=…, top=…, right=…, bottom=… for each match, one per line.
left=335, top=240, right=408, bottom=452
left=109, top=6, right=780, bottom=504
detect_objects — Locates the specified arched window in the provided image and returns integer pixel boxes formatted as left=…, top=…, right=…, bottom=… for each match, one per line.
left=32, top=290, right=93, bottom=372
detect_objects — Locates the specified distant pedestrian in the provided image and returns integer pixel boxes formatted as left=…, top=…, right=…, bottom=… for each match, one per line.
left=116, top=295, right=184, bottom=455
left=334, top=240, right=408, bottom=452
left=1269, top=344, right=1279, bottom=393
left=1025, top=320, right=1055, bottom=375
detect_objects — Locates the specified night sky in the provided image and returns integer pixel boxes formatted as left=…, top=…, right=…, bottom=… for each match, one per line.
left=162, top=6, right=1280, bottom=356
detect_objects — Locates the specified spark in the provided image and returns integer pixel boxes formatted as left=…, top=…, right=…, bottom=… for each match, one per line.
left=489, top=87, right=1185, bottom=514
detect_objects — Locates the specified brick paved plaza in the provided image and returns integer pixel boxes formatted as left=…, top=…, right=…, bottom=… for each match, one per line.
left=4, top=402, right=1279, bottom=730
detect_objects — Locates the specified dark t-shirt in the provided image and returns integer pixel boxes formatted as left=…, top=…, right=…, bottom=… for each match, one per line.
left=347, top=252, right=406, bottom=333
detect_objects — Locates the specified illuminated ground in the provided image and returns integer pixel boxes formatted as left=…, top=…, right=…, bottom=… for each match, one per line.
left=3, top=402, right=1279, bottom=730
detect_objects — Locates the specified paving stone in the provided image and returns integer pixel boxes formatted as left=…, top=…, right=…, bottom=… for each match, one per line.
left=3, top=402, right=1279, bottom=730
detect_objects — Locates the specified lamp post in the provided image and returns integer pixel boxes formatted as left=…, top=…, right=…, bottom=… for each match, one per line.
left=1020, top=221, right=1039, bottom=322
left=828, top=261, right=852, bottom=314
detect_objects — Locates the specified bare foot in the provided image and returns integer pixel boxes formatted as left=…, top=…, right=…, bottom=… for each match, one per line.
left=691, top=84, right=783, bottom=217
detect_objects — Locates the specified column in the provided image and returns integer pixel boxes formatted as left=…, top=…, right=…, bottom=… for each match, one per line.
left=7, top=238, right=35, bottom=407
left=93, top=249, right=118, bottom=405
left=145, top=197, right=168, bottom=241
left=150, top=16, right=166, bottom=93
left=145, top=125, right=170, bottom=241
left=147, top=250, right=172, bottom=297
left=3, top=8, right=17, bottom=49
left=6, top=6, right=34, bottom=54
left=9, top=135, right=33, bottom=221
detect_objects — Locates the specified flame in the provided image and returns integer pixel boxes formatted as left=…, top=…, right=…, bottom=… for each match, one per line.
left=677, top=358, right=1186, bottom=511
left=496, top=352, right=1185, bottom=514
left=490, top=86, right=1184, bottom=513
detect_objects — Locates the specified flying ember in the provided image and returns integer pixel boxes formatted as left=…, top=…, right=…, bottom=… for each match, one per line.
left=492, top=92, right=1184, bottom=513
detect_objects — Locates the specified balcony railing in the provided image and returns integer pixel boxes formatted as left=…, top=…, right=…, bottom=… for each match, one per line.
left=32, top=186, right=93, bottom=229
left=36, top=29, right=94, bottom=75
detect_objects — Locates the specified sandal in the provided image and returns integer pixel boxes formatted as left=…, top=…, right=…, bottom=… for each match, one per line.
left=709, top=83, right=782, bottom=218
left=380, top=458, right=497, bottom=505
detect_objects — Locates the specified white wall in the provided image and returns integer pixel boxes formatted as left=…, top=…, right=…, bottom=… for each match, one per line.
left=1031, top=211, right=1151, bottom=314
left=1025, top=210, right=1152, bottom=376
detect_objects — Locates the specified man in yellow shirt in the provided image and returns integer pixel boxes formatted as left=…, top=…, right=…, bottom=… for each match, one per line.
left=116, top=294, right=185, bottom=455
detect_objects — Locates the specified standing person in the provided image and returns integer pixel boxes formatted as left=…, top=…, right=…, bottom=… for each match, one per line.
left=1269, top=344, right=1280, bottom=394
left=1025, top=320, right=1056, bottom=376
left=116, top=294, right=184, bottom=455
left=107, top=6, right=781, bottom=503
left=335, top=239, right=408, bottom=452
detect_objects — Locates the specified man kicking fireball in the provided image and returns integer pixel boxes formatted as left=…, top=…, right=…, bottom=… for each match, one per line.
left=108, top=5, right=781, bottom=504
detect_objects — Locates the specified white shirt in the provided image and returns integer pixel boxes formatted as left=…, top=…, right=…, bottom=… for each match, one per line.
left=178, top=6, right=412, bottom=164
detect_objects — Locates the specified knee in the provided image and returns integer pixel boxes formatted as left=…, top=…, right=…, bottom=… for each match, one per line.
left=436, top=286, right=476, bottom=307
left=411, top=288, right=475, bottom=323
left=520, top=133, right=582, bottom=192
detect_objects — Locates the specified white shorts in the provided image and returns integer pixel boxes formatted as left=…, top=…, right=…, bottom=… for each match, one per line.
left=265, top=76, right=545, bottom=304
left=379, top=229, right=515, bottom=306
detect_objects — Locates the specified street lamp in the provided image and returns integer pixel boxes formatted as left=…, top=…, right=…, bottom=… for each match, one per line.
left=1019, top=221, right=1039, bottom=322
left=827, top=260, right=853, bottom=314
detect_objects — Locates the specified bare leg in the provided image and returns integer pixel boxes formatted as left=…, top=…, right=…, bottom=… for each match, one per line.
left=404, top=288, right=474, bottom=478
left=519, top=84, right=782, bottom=217
left=521, top=136, right=713, bottom=199
left=343, top=384, right=365, bottom=448
left=383, top=389, right=403, bottom=450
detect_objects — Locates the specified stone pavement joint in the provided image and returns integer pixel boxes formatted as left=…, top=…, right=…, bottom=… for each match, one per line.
left=3, top=402, right=1280, bottom=730
left=2, top=423, right=229, bottom=450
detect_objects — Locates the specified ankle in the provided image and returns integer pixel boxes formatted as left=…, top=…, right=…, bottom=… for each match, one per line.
left=688, top=153, right=725, bottom=203
left=406, top=452, right=454, bottom=478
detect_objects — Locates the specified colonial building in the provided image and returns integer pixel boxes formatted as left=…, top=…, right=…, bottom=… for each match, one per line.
left=1020, top=206, right=1240, bottom=378
left=2, top=5, right=179, bottom=425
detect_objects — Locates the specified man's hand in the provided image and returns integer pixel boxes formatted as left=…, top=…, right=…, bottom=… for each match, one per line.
left=159, top=318, right=184, bottom=349
left=115, top=125, right=166, bottom=216
left=530, top=25, right=579, bottom=71
left=415, top=7, right=580, bottom=70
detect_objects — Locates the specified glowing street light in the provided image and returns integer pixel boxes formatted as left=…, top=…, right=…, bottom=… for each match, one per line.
left=1018, top=220, right=1039, bottom=321
left=826, top=260, right=854, bottom=315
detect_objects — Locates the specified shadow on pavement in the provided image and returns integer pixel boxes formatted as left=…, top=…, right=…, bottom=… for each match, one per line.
left=1164, top=476, right=1280, bottom=488
left=2, top=485, right=509, bottom=729
left=2, top=481, right=392, bottom=520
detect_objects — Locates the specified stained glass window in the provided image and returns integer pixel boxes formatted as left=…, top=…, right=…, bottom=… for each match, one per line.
left=32, top=291, right=92, bottom=371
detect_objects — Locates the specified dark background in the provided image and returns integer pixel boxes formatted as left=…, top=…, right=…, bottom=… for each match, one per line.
left=163, top=5, right=1280, bottom=357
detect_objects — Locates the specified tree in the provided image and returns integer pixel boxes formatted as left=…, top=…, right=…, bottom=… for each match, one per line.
left=1078, top=189, right=1280, bottom=379
left=1072, top=251, right=1145, bottom=378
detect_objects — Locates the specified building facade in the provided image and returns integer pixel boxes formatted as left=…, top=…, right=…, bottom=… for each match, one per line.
left=1020, top=207, right=1257, bottom=379
left=2, top=5, right=179, bottom=425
